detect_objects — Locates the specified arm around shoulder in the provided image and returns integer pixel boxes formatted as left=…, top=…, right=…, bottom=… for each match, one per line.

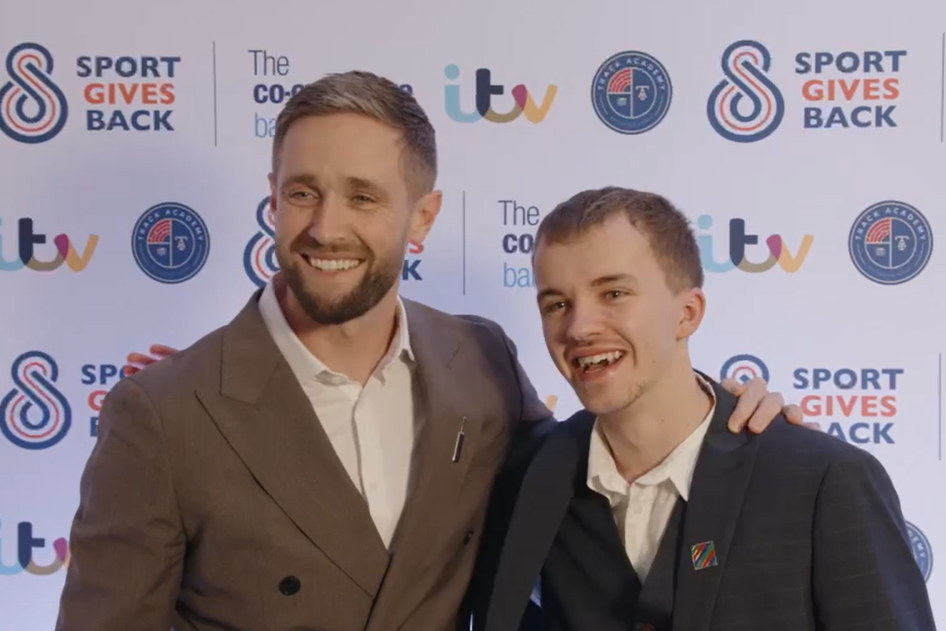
left=812, top=448, right=935, bottom=630
left=56, top=377, right=185, bottom=631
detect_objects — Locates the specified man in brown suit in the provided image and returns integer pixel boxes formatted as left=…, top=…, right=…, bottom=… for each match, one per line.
left=55, top=71, right=801, bottom=631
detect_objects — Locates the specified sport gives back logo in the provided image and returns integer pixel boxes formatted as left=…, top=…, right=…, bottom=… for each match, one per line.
left=722, top=354, right=905, bottom=446
left=244, top=196, right=278, bottom=287
left=708, top=39, right=906, bottom=140
left=1, top=41, right=182, bottom=143
left=0, top=351, right=71, bottom=450
left=707, top=40, right=784, bottom=143
left=0, top=43, right=69, bottom=144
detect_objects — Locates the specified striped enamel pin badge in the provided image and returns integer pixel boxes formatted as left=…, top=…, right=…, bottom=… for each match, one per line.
left=690, top=541, right=718, bottom=570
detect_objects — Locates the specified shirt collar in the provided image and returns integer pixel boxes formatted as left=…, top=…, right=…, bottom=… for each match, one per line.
left=257, top=278, right=414, bottom=385
left=587, top=372, right=716, bottom=503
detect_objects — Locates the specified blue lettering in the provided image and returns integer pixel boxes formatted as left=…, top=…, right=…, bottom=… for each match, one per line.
left=254, top=113, right=275, bottom=138
left=794, top=50, right=906, bottom=74
left=803, top=106, right=896, bottom=129
left=86, top=110, right=173, bottom=131
left=792, top=368, right=903, bottom=390
left=76, top=56, right=180, bottom=78
left=252, top=83, right=305, bottom=104
left=804, top=107, right=823, bottom=128
left=502, top=233, right=535, bottom=254
left=401, top=259, right=422, bottom=281
left=827, top=421, right=895, bottom=444
left=503, top=262, right=534, bottom=288
left=80, top=364, right=125, bottom=386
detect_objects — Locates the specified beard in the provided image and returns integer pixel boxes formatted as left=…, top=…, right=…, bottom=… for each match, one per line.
left=276, top=238, right=403, bottom=326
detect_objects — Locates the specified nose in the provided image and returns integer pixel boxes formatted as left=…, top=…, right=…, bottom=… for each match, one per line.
left=564, top=301, right=605, bottom=342
left=305, top=194, right=349, bottom=244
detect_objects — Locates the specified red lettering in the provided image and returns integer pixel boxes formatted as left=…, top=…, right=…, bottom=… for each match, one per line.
left=801, top=79, right=821, bottom=101
left=87, top=390, right=106, bottom=412
left=159, top=83, right=175, bottom=104
left=800, top=78, right=899, bottom=102
left=82, top=82, right=175, bottom=105
left=799, top=395, right=897, bottom=417
left=118, top=83, right=138, bottom=104
left=837, top=395, right=856, bottom=416
left=138, top=84, right=158, bottom=104
left=83, top=83, right=105, bottom=105
left=882, top=77, right=899, bottom=99
left=839, top=79, right=859, bottom=100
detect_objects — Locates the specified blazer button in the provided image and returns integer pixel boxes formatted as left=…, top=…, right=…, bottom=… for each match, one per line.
left=279, top=576, right=301, bottom=595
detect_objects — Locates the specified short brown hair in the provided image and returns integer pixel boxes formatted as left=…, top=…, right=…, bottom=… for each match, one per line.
left=535, top=187, right=704, bottom=291
left=272, top=70, right=437, bottom=196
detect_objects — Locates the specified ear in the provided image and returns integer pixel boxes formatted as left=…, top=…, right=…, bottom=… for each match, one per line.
left=408, top=189, right=442, bottom=244
left=676, top=287, right=706, bottom=341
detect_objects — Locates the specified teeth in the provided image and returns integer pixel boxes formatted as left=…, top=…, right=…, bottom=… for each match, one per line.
left=577, top=351, right=624, bottom=369
left=305, top=257, right=361, bottom=271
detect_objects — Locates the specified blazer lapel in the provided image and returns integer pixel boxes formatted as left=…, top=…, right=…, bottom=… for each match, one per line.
left=484, top=417, right=585, bottom=631
left=673, top=381, right=761, bottom=631
left=194, top=291, right=390, bottom=598
left=364, top=301, right=489, bottom=631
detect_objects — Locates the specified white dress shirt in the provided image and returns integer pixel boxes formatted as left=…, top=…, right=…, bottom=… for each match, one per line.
left=587, top=374, right=716, bottom=582
left=258, top=280, right=421, bottom=549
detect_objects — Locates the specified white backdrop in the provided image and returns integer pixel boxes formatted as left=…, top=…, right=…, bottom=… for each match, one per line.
left=0, top=0, right=941, bottom=628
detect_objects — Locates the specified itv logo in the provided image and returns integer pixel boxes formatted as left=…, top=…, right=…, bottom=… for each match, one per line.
left=0, top=216, right=98, bottom=272
left=444, top=64, right=557, bottom=123
left=0, top=519, right=70, bottom=576
left=696, top=215, right=813, bottom=273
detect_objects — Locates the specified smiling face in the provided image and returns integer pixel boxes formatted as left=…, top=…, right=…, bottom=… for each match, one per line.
left=534, top=213, right=704, bottom=417
left=270, top=112, right=440, bottom=325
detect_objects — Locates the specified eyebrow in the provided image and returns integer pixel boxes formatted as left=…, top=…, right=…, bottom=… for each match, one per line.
left=281, top=173, right=319, bottom=189
left=592, top=273, right=638, bottom=287
left=536, top=273, right=639, bottom=302
left=346, top=176, right=387, bottom=197
left=281, top=174, right=387, bottom=196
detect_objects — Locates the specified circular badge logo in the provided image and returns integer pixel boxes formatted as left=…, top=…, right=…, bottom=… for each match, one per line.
left=720, top=354, right=769, bottom=384
left=591, top=51, right=672, bottom=134
left=906, top=521, right=933, bottom=582
left=849, top=201, right=932, bottom=285
left=132, top=202, right=210, bottom=284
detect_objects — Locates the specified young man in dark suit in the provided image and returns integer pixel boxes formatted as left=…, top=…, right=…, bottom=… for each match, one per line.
left=467, top=187, right=935, bottom=631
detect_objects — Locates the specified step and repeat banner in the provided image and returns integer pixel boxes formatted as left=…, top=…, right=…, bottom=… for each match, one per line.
left=1, top=0, right=943, bottom=627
